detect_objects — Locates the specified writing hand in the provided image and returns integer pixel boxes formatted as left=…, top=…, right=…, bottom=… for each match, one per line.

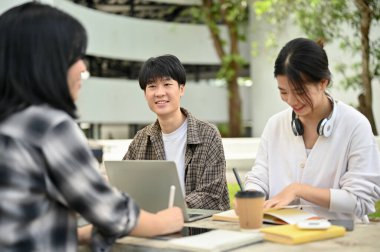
left=156, top=207, right=184, bottom=234
left=77, top=224, right=92, bottom=244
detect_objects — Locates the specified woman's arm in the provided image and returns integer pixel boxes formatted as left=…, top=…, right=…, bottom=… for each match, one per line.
left=78, top=208, right=184, bottom=244
left=263, top=183, right=330, bottom=209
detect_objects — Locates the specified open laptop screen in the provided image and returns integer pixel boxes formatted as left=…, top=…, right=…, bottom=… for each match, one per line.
left=104, top=160, right=214, bottom=222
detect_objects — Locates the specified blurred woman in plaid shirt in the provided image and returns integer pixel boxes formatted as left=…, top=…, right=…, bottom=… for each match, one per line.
left=0, top=2, right=183, bottom=251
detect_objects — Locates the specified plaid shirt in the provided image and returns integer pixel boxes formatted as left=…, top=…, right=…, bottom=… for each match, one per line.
left=123, top=108, right=230, bottom=211
left=0, top=105, right=139, bottom=252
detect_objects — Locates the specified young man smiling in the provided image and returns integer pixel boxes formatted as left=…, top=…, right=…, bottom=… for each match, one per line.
left=123, top=54, right=230, bottom=211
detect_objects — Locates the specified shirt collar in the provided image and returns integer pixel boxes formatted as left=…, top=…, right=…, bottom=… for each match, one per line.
left=146, top=107, right=202, bottom=144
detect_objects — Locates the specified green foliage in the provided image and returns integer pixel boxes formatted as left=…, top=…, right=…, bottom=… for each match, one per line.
left=218, top=54, right=247, bottom=81
left=228, top=183, right=241, bottom=209
left=335, top=62, right=362, bottom=90
left=191, top=0, right=249, bottom=82
left=369, top=200, right=380, bottom=219
left=252, top=0, right=380, bottom=92
left=188, top=1, right=251, bottom=136
left=217, top=119, right=246, bottom=137
left=185, top=7, right=203, bottom=23
left=217, top=123, right=229, bottom=137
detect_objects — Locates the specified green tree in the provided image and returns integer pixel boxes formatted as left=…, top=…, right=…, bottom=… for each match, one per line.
left=193, top=0, right=249, bottom=137
left=254, top=0, right=379, bottom=135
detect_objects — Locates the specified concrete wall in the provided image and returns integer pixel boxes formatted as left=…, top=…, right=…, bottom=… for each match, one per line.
left=55, top=0, right=250, bottom=64
left=76, top=77, right=252, bottom=124
left=1, top=0, right=379, bottom=137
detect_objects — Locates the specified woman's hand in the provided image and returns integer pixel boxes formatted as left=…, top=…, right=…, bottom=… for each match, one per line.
left=77, top=225, right=93, bottom=245
left=264, top=183, right=300, bottom=209
left=130, top=207, right=184, bottom=237
left=155, top=207, right=184, bottom=235
left=264, top=183, right=330, bottom=209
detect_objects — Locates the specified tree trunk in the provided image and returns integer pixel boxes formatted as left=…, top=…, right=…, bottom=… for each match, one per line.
left=226, top=17, right=242, bottom=137
left=358, top=93, right=378, bottom=136
left=202, top=0, right=243, bottom=137
left=355, top=0, right=378, bottom=135
left=228, top=63, right=242, bottom=137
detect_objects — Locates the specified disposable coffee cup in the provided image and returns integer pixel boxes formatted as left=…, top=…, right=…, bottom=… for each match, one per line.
left=235, top=190, right=265, bottom=230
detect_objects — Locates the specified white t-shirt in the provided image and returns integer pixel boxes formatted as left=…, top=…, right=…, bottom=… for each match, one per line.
left=162, top=119, right=188, bottom=194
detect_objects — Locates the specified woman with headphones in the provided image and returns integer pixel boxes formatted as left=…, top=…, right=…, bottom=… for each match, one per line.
left=244, top=38, right=380, bottom=222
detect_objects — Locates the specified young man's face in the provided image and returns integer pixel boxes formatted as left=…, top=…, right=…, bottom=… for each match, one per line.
left=144, top=77, right=185, bottom=120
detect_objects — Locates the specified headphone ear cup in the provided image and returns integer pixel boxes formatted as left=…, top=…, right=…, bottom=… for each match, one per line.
left=317, top=118, right=326, bottom=136
left=317, top=118, right=333, bottom=137
left=292, top=118, right=304, bottom=136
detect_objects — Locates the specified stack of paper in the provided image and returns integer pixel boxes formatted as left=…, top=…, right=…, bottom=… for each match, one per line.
left=168, top=229, right=263, bottom=252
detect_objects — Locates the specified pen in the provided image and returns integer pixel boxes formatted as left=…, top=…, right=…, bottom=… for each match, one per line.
left=168, top=185, right=175, bottom=208
left=232, top=167, right=245, bottom=191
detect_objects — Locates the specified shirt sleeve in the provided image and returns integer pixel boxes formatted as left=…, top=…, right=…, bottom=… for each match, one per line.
left=244, top=124, right=270, bottom=197
left=123, top=138, right=136, bottom=160
left=330, top=120, right=380, bottom=218
left=185, top=127, right=230, bottom=210
left=40, top=119, right=140, bottom=246
left=123, top=131, right=144, bottom=160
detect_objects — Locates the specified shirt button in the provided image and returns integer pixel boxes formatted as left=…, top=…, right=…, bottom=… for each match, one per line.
left=300, top=162, right=305, bottom=168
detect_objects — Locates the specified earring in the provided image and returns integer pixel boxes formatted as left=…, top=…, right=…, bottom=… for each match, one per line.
left=80, top=71, right=90, bottom=80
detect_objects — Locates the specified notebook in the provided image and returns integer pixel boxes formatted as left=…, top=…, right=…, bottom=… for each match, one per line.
left=260, top=224, right=346, bottom=245
left=104, top=160, right=214, bottom=222
left=212, top=206, right=321, bottom=224
left=168, top=229, right=263, bottom=251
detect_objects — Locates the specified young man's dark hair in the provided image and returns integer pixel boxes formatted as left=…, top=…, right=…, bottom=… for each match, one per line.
left=138, top=54, right=186, bottom=90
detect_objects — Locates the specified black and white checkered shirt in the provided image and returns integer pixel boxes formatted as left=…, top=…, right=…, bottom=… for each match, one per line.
left=0, top=105, right=139, bottom=252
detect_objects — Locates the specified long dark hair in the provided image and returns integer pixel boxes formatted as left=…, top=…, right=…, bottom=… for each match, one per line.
left=274, top=38, right=331, bottom=108
left=0, top=2, right=87, bottom=121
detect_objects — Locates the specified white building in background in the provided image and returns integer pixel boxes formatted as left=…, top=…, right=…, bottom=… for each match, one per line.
left=1, top=0, right=379, bottom=138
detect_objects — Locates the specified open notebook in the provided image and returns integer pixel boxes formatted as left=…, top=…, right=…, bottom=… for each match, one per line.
left=104, top=160, right=214, bottom=222
left=212, top=206, right=321, bottom=224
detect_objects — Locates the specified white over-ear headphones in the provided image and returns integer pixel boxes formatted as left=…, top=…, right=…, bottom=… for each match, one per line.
left=291, top=94, right=337, bottom=137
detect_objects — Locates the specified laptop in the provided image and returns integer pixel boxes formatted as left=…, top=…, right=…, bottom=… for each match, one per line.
left=104, top=160, right=217, bottom=222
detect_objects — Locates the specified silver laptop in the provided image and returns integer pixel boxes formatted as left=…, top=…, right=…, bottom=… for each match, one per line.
left=104, top=160, right=215, bottom=222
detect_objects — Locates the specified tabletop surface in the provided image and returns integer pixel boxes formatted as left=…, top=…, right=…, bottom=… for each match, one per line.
left=105, top=212, right=380, bottom=252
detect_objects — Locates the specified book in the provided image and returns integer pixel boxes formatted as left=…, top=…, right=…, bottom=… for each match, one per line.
left=167, top=229, right=263, bottom=252
left=260, top=224, right=346, bottom=245
left=211, top=209, right=239, bottom=222
left=212, top=206, right=321, bottom=225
